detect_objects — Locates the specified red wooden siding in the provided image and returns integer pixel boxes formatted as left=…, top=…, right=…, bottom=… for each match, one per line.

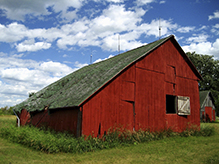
left=81, top=40, right=200, bottom=136
left=26, top=108, right=80, bottom=136
left=81, top=65, right=136, bottom=136
left=205, top=107, right=213, bottom=122
left=19, top=109, right=31, bottom=126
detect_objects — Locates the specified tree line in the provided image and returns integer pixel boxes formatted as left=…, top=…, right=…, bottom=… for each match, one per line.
left=186, top=52, right=219, bottom=116
left=0, top=106, right=14, bottom=115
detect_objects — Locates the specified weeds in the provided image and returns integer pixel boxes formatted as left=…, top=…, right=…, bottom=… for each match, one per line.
left=0, top=123, right=215, bottom=154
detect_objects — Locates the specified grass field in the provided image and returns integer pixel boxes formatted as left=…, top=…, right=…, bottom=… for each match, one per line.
left=0, top=115, right=219, bottom=164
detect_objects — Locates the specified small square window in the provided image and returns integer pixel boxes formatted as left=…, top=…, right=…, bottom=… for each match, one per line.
left=166, top=95, right=191, bottom=115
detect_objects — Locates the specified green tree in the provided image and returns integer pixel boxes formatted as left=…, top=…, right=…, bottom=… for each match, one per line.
left=186, top=52, right=219, bottom=116
left=0, top=106, right=14, bottom=115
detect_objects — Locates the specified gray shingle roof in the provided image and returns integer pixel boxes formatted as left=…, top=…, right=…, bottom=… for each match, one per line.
left=13, top=35, right=200, bottom=112
left=199, top=90, right=215, bottom=108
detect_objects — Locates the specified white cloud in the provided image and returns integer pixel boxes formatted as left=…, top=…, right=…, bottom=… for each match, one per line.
left=211, top=24, right=219, bottom=35
left=186, top=34, right=209, bottom=43
left=135, top=0, right=155, bottom=6
left=137, top=19, right=178, bottom=38
left=0, top=3, right=202, bottom=54
left=106, top=0, right=124, bottom=2
left=0, top=54, right=88, bottom=107
left=57, top=4, right=147, bottom=50
left=0, top=0, right=85, bottom=21
left=177, top=26, right=195, bottom=33
left=182, top=38, right=219, bottom=58
left=160, top=1, right=165, bottom=4
left=208, top=11, right=219, bottom=20
left=39, top=61, right=75, bottom=77
left=93, top=54, right=114, bottom=63
left=0, top=22, right=27, bottom=42
left=74, top=61, right=88, bottom=67
left=0, top=22, right=63, bottom=44
left=16, top=41, right=51, bottom=52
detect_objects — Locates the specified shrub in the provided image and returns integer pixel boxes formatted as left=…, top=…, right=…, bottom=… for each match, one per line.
left=0, top=124, right=215, bottom=154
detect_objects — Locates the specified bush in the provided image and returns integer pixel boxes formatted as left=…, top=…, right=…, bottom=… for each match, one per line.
left=0, top=124, right=215, bottom=154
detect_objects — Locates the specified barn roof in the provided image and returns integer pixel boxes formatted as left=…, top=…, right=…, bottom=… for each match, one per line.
left=13, top=35, right=202, bottom=112
left=199, top=90, right=215, bottom=108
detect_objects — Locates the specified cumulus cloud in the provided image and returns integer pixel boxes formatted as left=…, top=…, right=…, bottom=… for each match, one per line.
left=177, top=26, right=195, bottom=33
left=182, top=38, right=219, bottom=58
left=94, top=54, right=114, bottom=63
left=0, top=4, right=184, bottom=53
left=57, top=4, right=147, bottom=50
left=208, top=11, right=219, bottom=20
left=0, top=54, right=88, bottom=106
left=0, top=0, right=85, bottom=21
left=160, top=1, right=165, bottom=4
left=135, top=0, right=155, bottom=6
left=106, top=0, right=124, bottom=2
left=0, top=22, right=27, bottom=42
left=186, top=34, right=209, bottom=43
left=16, top=42, right=51, bottom=52
left=211, top=24, right=219, bottom=35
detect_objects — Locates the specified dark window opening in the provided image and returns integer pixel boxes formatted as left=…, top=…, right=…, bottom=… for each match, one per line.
left=166, top=95, right=176, bottom=114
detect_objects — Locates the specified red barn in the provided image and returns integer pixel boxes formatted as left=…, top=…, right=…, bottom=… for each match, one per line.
left=199, top=91, right=216, bottom=122
left=14, top=35, right=202, bottom=137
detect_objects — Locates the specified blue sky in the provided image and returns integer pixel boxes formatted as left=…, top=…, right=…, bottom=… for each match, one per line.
left=0, top=0, right=218, bottom=107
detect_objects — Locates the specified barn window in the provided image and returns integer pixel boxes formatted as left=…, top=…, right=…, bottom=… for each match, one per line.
left=166, top=95, right=176, bottom=114
left=166, top=95, right=191, bottom=115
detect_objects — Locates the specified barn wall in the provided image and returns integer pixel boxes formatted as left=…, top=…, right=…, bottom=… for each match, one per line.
left=30, top=108, right=79, bottom=136
left=18, top=109, right=31, bottom=126
left=81, top=64, right=136, bottom=136
left=81, top=39, right=201, bottom=136
left=135, top=39, right=200, bottom=132
left=205, top=107, right=213, bottom=122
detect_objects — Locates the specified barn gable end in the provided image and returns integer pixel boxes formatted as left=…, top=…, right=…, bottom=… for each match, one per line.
left=81, top=37, right=201, bottom=136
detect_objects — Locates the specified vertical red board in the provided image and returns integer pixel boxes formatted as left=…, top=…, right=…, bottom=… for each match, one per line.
left=30, top=108, right=79, bottom=136
left=205, top=107, right=213, bottom=122
left=165, top=65, right=176, bottom=84
left=19, top=109, right=30, bottom=126
left=121, top=81, right=135, bottom=102
left=166, top=114, right=178, bottom=131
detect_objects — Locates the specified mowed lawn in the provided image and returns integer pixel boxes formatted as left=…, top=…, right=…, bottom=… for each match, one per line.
left=0, top=115, right=219, bottom=164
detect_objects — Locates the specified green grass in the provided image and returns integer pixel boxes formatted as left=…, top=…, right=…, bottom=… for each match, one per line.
left=0, top=115, right=219, bottom=164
